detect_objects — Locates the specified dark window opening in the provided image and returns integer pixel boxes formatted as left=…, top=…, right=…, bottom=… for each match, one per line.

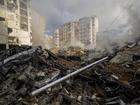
left=20, top=16, right=28, bottom=24
left=0, top=17, right=5, bottom=21
left=21, top=0, right=27, bottom=4
left=8, top=28, right=12, bottom=34
left=20, top=1, right=27, bottom=10
left=21, top=24, right=28, bottom=31
left=7, top=0, right=17, bottom=11
left=20, top=9, right=28, bottom=16
left=0, top=0, right=4, bottom=5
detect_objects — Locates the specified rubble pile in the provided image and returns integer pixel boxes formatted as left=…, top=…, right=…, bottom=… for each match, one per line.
left=0, top=41, right=140, bottom=105
left=0, top=46, right=32, bottom=61
left=57, top=47, right=87, bottom=61
left=0, top=47, right=80, bottom=105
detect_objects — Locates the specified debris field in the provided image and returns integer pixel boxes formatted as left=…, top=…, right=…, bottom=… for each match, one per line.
left=0, top=41, right=140, bottom=105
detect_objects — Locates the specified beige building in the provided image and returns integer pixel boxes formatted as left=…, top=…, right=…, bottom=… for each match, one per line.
left=0, top=17, right=8, bottom=46
left=79, top=17, right=98, bottom=48
left=53, top=22, right=79, bottom=48
left=0, top=0, right=32, bottom=48
left=53, top=16, right=98, bottom=49
left=53, top=29, right=59, bottom=48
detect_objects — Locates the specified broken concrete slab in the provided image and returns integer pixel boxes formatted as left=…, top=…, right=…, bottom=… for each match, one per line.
left=110, top=52, right=133, bottom=64
left=0, top=44, right=140, bottom=105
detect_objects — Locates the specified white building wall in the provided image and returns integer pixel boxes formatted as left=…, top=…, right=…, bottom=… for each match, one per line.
left=79, top=17, right=91, bottom=45
left=79, top=17, right=98, bottom=47
left=53, top=29, right=59, bottom=48
left=54, top=22, right=79, bottom=49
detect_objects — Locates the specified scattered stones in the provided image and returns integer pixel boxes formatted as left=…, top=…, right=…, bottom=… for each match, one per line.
left=0, top=42, right=140, bottom=105
left=110, top=53, right=133, bottom=64
left=37, top=71, right=46, bottom=77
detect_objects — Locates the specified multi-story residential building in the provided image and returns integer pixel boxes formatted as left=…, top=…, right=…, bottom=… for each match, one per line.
left=79, top=17, right=98, bottom=47
left=53, top=29, right=59, bottom=48
left=73, top=22, right=80, bottom=42
left=53, top=16, right=98, bottom=49
left=53, top=22, right=79, bottom=48
left=0, top=0, right=32, bottom=49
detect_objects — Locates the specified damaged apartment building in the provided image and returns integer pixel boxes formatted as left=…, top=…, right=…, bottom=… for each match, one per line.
left=0, top=0, right=32, bottom=50
left=53, top=22, right=79, bottom=48
left=53, top=17, right=99, bottom=49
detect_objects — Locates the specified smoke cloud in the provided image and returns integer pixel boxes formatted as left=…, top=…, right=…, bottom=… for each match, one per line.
left=31, top=0, right=140, bottom=53
left=127, top=3, right=140, bottom=38
left=32, top=11, right=53, bottom=49
left=31, top=0, right=130, bottom=33
left=96, top=1, right=140, bottom=53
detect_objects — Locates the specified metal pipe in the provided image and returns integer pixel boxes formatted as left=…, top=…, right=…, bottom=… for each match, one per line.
left=31, top=56, right=108, bottom=96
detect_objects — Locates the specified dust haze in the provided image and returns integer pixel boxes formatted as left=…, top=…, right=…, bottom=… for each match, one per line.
left=31, top=0, right=140, bottom=51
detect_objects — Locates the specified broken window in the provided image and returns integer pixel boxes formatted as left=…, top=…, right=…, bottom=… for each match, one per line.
left=20, top=9, right=28, bottom=16
left=7, top=0, right=17, bottom=11
left=0, top=17, right=5, bottom=21
left=20, top=0, right=27, bottom=3
left=20, top=0, right=28, bottom=32
left=20, top=16, right=28, bottom=24
left=21, top=23, right=28, bottom=31
left=20, top=1, right=27, bottom=10
left=20, top=16, right=28, bottom=31
left=0, top=0, right=4, bottom=5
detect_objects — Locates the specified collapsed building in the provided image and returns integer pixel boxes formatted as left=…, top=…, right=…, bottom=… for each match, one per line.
left=0, top=0, right=32, bottom=50
left=0, top=39, right=140, bottom=105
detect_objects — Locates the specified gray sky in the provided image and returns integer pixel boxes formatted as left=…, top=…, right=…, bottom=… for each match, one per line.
left=31, top=0, right=137, bottom=34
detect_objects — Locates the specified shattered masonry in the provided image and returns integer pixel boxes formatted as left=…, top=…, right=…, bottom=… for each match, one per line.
left=0, top=39, right=140, bottom=105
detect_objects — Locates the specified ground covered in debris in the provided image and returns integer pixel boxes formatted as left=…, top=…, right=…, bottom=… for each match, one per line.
left=0, top=41, right=140, bottom=105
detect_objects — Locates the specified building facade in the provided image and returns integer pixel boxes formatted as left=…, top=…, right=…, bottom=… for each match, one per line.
left=0, top=17, right=9, bottom=49
left=53, top=22, right=79, bottom=48
left=53, top=17, right=98, bottom=49
left=53, top=29, right=59, bottom=48
left=0, top=0, right=32, bottom=48
left=79, top=17, right=98, bottom=47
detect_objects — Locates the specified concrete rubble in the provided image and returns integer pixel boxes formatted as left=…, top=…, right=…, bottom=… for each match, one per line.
left=57, top=47, right=87, bottom=61
left=0, top=40, right=140, bottom=105
left=110, top=52, right=133, bottom=64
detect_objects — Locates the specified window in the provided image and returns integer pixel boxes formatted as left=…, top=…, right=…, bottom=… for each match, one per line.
left=20, top=16, right=28, bottom=24
left=0, top=0, right=4, bottom=5
left=20, top=1, right=27, bottom=10
left=21, top=23, right=28, bottom=31
left=7, top=0, right=17, bottom=11
left=20, top=15, right=28, bottom=31
left=20, top=9, right=28, bottom=16
left=21, top=0, right=27, bottom=4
